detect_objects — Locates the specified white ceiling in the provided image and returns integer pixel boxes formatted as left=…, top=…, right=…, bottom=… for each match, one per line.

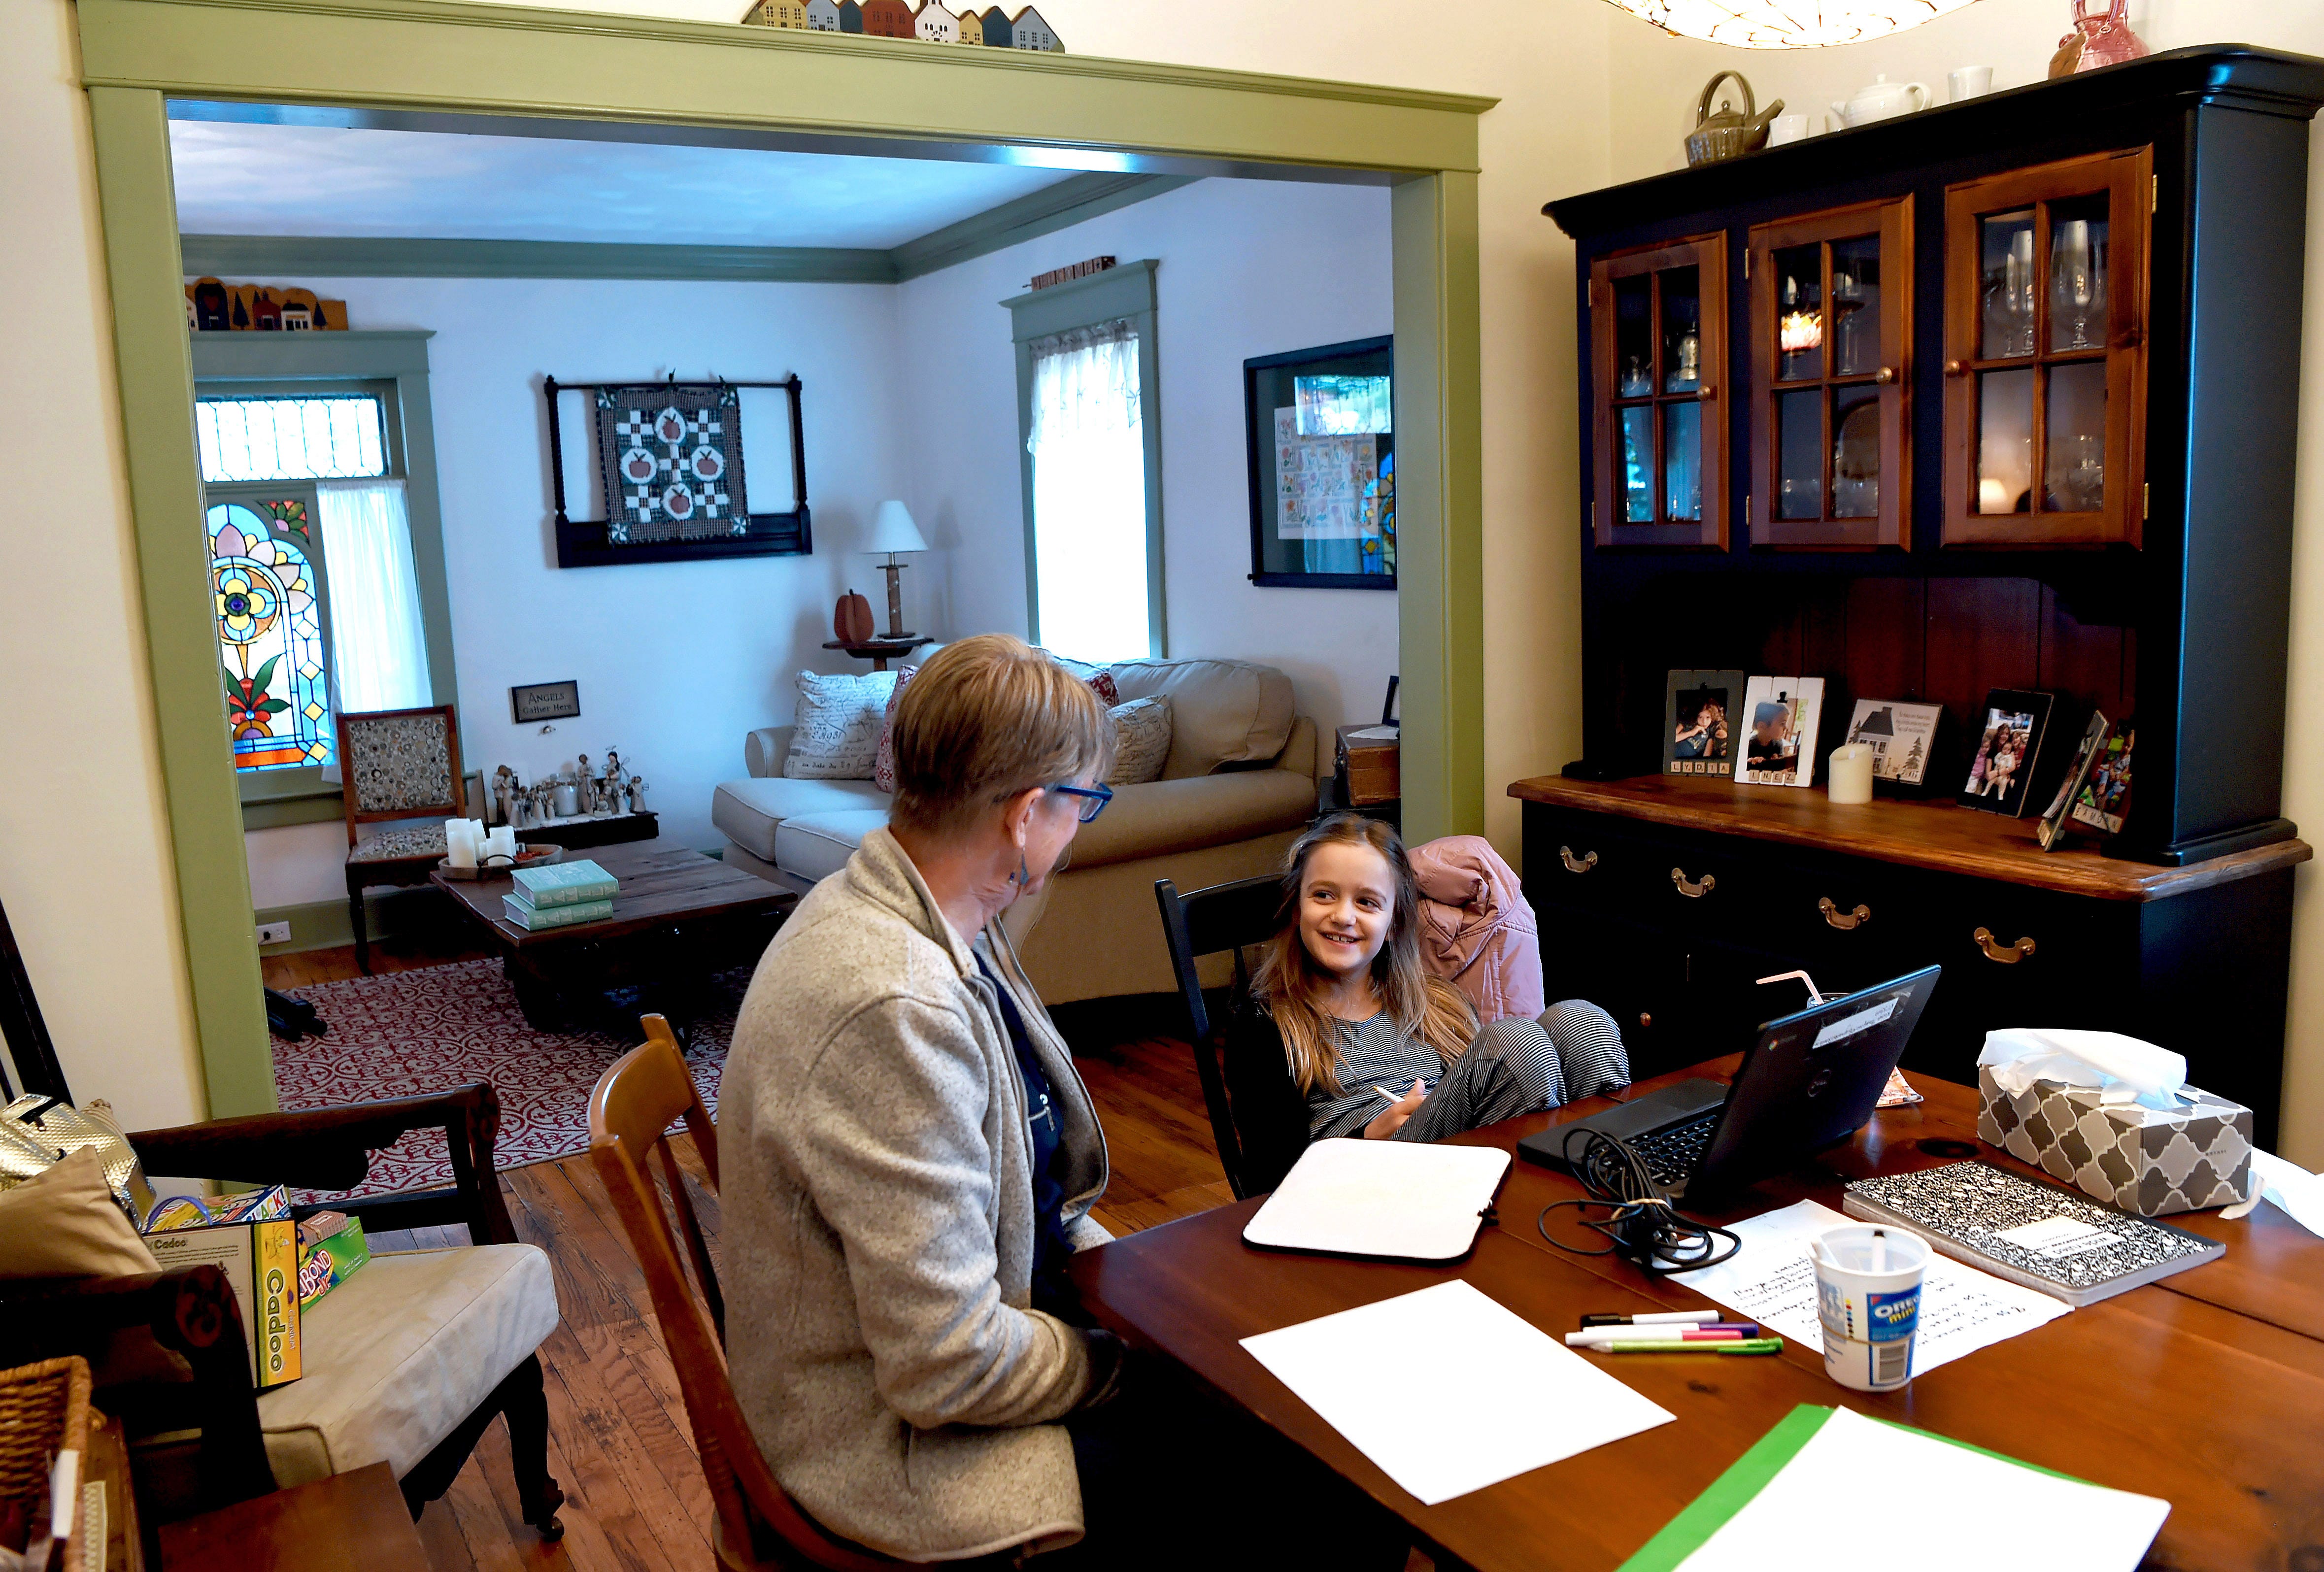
left=168, top=121, right=1082, bottom=249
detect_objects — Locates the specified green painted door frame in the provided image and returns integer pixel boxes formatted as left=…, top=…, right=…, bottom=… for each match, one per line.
left=76, top=0, right=1492, bottom=1117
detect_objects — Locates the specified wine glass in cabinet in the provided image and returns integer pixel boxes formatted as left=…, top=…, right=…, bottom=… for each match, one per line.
left=1589, top=234, right=1727, bottom=548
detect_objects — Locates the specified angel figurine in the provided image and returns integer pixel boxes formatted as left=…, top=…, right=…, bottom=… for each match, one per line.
left=629, top=777, right=648, bottom=812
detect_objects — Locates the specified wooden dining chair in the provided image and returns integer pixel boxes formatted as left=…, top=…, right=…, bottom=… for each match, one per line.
left=587, top=1017, right=898, bottom=1572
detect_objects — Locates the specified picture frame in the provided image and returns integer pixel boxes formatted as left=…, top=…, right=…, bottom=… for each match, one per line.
left=1844, top=699, right=1944, bottom=791
left=1957, top=689, right=2056, bottom=817
left=510, top=679, right=581, bottom=723
left=2038, top=709, right=2111, bottom=851
left=1244, top=336, right=1395, bottom=589
left=1661, top=669, right=1747, bottom=778
left=1734, top=676, right=1825, bottom=788
left=2070, top=718, right=2136, bottom=836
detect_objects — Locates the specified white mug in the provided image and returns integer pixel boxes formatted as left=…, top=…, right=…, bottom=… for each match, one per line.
left=1949, top=65, right=1994, bottom=102
left=1767, top=112, right=1817, bottom=147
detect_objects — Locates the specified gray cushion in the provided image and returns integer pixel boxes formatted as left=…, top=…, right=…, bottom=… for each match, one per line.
left=1108, top=658, right=1295, bottom=779
left=773, top=808, right=891, bottom=883
left=713, top=776, right=889, bottom=863
left=1066, top=768, right=1315, bottom=870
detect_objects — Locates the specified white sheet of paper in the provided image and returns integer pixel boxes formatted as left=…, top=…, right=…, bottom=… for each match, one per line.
left=1675, top=1405, right=2169, bottom=1571
left=1239, top=1279, right=1675, bottom=1505
left=1669, top=1200, right=2070, bottom=1373
left=1242, top=1138, right=1510, bottom=1260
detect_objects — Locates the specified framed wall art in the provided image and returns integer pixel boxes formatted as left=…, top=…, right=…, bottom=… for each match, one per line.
left=545, top=374, right=810, bottom=568
left=510, top=679, right=580, bottom=724
left=1244, top=335, right=1394, bottom=589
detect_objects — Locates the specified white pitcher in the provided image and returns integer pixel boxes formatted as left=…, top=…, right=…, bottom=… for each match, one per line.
left=1833, top=74, right=1931, bottom=128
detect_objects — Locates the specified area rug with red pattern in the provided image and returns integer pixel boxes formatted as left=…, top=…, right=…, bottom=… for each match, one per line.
left=271, top=958, right=742, bottom=1199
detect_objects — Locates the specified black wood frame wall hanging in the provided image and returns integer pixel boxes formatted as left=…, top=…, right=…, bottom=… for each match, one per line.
left=1244, top=335, right=1396, bottom=590
left=544, top=374, right=811, bottom=568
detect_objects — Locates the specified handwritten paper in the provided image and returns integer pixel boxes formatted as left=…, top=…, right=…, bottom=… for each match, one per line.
left=1669, top=1200, right=2070, bottom=1374
left=1241, top=1280, right=1675, bottom=1505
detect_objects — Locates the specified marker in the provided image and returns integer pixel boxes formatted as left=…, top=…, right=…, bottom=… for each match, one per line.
left=1598, top=1338, right=1785, bottom=1355
left=1580, top=1310, right=1722, bottom=1328
left=1566, top=1328, right=1744, bottom=1347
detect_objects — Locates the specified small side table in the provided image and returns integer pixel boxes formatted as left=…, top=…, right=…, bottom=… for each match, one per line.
left=159, top=1462, right=422, bottom=1572
left=824, top=636, right=934, bottom=672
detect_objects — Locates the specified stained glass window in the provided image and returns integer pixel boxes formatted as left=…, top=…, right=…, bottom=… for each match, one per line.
left=208, top=503, right=333, bottom=771
left=196, top=396, right=387, bottom=482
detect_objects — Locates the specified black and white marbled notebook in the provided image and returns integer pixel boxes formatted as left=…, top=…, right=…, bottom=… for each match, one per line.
left=1843, top=1161, right=2223, bottom=1309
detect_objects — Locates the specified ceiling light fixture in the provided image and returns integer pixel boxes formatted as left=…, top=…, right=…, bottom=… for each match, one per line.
left=1602, top=0, right=1981, bottom=49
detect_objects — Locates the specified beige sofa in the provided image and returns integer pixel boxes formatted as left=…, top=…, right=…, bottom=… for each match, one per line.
left=712, top=656, right=1319, bottom=1003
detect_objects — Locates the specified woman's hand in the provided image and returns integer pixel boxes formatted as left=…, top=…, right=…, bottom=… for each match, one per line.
left=1363, top=1079, right=1428, bottom=1139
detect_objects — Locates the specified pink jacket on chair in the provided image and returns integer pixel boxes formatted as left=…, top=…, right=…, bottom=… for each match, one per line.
left=1407, top=835, right=1543, bottom=1025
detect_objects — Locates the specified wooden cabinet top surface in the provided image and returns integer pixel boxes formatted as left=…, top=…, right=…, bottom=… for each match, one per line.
left=1508, top=773, right=2309, bottom=900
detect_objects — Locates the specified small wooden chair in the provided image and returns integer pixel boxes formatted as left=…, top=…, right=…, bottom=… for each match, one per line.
left=338, top=704, right=465, bottom=973
left=587, top=1018, right=898, bottom=1571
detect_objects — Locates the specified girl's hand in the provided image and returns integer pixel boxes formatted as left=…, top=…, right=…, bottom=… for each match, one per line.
left=1363, top=1079, right=1429, bottom=1139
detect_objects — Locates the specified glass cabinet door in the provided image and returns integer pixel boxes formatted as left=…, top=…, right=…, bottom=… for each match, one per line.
left=1747, top=198, right=1912, bottom=549
left=1590, top=234, right=1727, bottom=548
left=1942, top=148, right=2150, bottom=546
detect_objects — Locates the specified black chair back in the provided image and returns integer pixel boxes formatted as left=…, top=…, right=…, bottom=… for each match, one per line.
left=1153, top=874, right=1286, bottom=1200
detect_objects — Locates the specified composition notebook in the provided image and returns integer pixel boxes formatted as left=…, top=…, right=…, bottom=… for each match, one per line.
left=1619, top=1405, right=2169, bottom=1571
left=1842, top=1160, right=2222, bottom=1308
left=1242, top=1138, right=1509, bottom=1261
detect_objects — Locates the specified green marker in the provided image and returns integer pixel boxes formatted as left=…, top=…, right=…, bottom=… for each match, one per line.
left=1599, top=1337, right=1785, bottom=1355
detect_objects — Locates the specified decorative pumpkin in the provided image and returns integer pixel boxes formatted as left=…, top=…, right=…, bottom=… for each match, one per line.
left=834, top=589, right=876, bottom=643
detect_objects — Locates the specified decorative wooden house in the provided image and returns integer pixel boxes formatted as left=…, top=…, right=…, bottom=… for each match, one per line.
left=804, top=0, right=841, bottom=28
left=979, top=5, right=1010, bottom=44
left=859, top=0, right=912, bottom=35
left=1008, top=4, right=1060, bottom=50
left=954, top=5, right=981, bottom=44
left=914, top=0, right=958, bottom=42
left=741, top=0, right=808, bottom=26
left=838, top=0, right=862, bottom=29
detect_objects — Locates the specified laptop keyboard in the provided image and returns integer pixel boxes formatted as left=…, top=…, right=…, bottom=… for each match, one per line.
left=1629, top=1113, right=1718, bottom=1187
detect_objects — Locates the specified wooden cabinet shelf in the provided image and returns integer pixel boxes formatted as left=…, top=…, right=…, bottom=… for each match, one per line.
left=1589, top=234, right=1727, bottom=549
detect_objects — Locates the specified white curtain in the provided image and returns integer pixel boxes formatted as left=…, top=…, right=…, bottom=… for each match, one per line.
left=1027, top=319, right=1151, bottom=663
left=317, top=479, right=432, bottom=715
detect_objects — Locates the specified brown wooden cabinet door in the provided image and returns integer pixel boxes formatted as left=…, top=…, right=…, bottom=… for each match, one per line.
left=1747, top=198, right=1912, bottom=550
left=1942, top=148, right=2150, bottom=547
left=1590, top=234, right=1726, bottom=549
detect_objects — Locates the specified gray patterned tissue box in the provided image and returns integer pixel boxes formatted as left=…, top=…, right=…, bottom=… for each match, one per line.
left=1977, top=1066, right=2252, bottom=1215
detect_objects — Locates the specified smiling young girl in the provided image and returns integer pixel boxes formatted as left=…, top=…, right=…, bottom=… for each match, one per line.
left=1223, top=816, right=1629, bottom=1183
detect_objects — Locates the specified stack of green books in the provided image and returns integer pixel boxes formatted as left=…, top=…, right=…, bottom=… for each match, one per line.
left=503, top=858, right=618, bottom=931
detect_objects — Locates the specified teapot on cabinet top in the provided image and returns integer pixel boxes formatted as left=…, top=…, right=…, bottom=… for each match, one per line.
left=1685, top=71, right=1784, bottom=167
left=1833, top=74, right=1932, bottom=127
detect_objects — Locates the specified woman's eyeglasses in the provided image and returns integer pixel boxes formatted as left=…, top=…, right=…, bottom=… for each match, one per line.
left=1049, top=783, right=1113, bottom=822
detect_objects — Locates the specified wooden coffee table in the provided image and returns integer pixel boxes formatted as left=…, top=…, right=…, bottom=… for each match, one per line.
left=431, top=843, right=797, bottom=1034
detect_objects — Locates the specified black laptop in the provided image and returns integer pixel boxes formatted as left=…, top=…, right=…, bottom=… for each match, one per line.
left=1517, top=966, right=1941, bottom=1200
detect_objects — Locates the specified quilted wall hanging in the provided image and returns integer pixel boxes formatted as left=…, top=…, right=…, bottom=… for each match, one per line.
left=543, top=373, right=811, bottom=568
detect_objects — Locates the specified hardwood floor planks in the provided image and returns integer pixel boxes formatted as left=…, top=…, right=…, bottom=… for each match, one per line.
left=268, top=942, right=1238, bottom=1572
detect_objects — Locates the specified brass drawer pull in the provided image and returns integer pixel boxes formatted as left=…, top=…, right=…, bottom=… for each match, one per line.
left=1820, top=898, right=1871, bottom=931
left=1560, top=845, right=1599, bottom=874
left=1671, top=867, right=1715, bottom=899
left=1974, top=927, right=2036, bottom=964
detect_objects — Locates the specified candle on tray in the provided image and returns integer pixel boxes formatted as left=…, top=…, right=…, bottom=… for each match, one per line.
left=445, top=818, right=478, bottom=868
left=1827, top=742, right=1875, bottom=804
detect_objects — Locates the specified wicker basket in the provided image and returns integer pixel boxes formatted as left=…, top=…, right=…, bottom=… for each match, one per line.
left=0, top=1356, right=91, bottom=1572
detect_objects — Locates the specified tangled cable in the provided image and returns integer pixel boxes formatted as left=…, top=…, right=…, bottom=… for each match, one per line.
left=1534, top=1126, right=1742, bottom=1277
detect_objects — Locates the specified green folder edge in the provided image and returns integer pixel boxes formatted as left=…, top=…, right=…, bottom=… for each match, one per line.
left=1616, top=1405, right=2101, bottom=1571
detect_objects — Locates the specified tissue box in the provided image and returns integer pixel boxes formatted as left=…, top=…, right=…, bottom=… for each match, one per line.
left=1977, top=1066, right=2252, bottom=1215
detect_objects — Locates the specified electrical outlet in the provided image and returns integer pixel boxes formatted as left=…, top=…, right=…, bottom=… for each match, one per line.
left=256, top=921, right=292, bottom=946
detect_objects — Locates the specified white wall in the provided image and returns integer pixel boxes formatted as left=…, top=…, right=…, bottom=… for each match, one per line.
left=238, top=274, right=910, bottom=906
left=897, top=177, right=1398, bottom=738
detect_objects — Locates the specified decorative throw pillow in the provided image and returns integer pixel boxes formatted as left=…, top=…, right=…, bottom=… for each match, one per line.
left=1107, top=696, right=1173, bottom=786
left=0, top=1147, right=161, bottom=1280
left=784, top=669, right=897, bottom=780
left=873, top=664, right=1122, bottom=793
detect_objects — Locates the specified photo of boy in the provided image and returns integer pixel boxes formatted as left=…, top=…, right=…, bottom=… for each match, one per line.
left=1733, top=675, right=1823, bottom=788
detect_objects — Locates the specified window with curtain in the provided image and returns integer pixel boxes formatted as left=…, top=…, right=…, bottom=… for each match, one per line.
left=197, top=391, right=430, bottom=789
left=1025, top=318, right=1152, bottom=662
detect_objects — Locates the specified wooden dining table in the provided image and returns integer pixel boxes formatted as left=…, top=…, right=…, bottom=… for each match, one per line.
left=1064, top=1059, right=2324, bottom=1571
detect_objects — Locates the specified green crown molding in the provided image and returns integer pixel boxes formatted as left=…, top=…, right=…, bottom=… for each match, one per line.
left=78, top=0, right=1491, bottom=176
left=175, top=172, right=1198, bottom=284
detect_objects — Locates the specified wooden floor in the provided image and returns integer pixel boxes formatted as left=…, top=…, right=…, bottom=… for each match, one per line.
left=264, top=939, right=1238, bottom=1571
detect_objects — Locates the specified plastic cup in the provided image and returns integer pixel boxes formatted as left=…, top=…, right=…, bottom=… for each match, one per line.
left=1812, top=1225, right=1928, bottom=1391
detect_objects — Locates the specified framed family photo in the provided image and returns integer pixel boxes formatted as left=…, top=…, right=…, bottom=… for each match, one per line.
left=1735, top=676, right=1824, bottom=788
left=2038, top=709, right=2111, bottom=850
left=2071, top=719, right=2136, bottom=835
left=1958, top=689, right=2056, bottom=817
left=1662, top=669, right=1747, bottom=778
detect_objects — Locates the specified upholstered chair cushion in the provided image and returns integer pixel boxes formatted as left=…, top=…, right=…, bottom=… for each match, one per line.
left=1107, top=658, right=1295, bottom=779
left=346, top=825, right=450, bottom=864
left=344, top=714, right=455, bottom=813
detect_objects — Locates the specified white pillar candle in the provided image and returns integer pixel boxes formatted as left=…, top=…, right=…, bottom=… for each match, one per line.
left=553, top=782, right=578, bottom=817
left=1827, top=742, right=1876, bottom=804
left=486, top=826, right=517, bottom=864
left=445, top=818, right=477, bottom=868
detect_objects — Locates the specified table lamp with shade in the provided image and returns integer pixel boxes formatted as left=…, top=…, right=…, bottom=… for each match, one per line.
left=865, top=500, right=927, bottom=639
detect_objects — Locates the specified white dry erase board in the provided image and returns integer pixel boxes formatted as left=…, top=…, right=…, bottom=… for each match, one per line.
left=1243, top=1139, right=1511, bottom=1260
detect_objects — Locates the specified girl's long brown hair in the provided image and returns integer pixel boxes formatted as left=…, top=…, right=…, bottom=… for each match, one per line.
left=1252, top=814, right=1476, bottom=1097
